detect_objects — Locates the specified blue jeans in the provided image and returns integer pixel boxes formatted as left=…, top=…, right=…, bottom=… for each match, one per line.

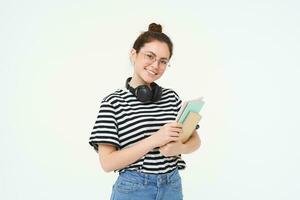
left=110, top=168, right=183, bottom=200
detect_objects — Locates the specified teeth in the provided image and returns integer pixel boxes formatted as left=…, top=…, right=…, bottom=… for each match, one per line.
left=146, top=69, right=156, bottom=75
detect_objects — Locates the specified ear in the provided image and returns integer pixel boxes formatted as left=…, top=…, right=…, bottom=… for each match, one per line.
left=130, top=48, right=137, bottom=65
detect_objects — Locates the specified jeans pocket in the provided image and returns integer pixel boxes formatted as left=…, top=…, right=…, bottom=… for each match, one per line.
left=169, top=172, right=183, bottom=192
left=170, top=179, right=182, bottom=191
left=115, top=176, right=143, bottom=194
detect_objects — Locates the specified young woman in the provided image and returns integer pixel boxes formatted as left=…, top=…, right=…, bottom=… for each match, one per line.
left=89, top=23, right=201, bottom=200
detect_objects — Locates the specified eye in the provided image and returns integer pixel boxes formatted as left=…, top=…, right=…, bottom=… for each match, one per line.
left=160, top=60, right=168, bottom=65
left=146, top=54, right=155, bottom=60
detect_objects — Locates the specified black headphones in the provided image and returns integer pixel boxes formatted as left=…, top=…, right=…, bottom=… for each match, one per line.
left=125, top=77, right=162, bottom=102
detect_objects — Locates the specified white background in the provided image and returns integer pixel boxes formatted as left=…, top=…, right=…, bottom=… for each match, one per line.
left=1, top=0, right=299, bottom=199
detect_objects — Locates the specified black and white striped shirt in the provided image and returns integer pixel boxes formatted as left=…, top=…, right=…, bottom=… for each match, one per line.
left=89, top=87, right=187, bottom=174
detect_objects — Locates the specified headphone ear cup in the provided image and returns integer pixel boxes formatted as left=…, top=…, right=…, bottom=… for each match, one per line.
left=151, top=84, right=162, bottom=102
left=125, top=77, right=162, bottom=102
left=136, top=85, right=152, bottom=102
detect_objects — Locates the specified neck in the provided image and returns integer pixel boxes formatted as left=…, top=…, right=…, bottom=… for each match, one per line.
left=129, top=75, right=151, bottom=88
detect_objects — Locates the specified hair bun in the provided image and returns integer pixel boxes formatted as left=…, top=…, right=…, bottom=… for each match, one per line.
left=148, top=23, right=162, bottom=33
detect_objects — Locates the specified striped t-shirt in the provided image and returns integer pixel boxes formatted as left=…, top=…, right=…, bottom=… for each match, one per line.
left=89, top=87, right=188, bottom=174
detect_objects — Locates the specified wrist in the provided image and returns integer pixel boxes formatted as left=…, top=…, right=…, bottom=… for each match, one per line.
left=144, top=135, right=157, bottom=149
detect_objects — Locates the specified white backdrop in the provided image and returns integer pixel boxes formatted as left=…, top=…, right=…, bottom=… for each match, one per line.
left=1, top=0, right=299, bottom=199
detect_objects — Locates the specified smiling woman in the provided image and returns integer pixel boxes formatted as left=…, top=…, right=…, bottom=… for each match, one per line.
left=129, top=40, right=170, bottom=86
left=89, top=23, right=201, bottom=200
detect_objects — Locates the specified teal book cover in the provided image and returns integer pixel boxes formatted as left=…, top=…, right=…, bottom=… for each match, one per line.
left=178, top=98, right=205, bottom=124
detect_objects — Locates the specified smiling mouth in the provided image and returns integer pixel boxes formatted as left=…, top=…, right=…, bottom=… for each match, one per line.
left=145, top=69, right=157, bottom=75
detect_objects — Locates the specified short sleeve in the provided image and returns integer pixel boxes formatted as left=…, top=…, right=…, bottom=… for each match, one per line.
left=172, top=90, right=183, bottom=113
left=89, top=101, right=120, bottom=152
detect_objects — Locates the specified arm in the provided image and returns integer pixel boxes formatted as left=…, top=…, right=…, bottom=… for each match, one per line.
left=98, top=136, right=155, bottom=172
left=159, top=130, right=201, bottom=157
left=182, top=130, right=201, bottom=154
left=98, top=122, right=182, bottom=172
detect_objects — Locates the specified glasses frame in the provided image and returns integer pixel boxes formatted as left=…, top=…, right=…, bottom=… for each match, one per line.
left=139, top=51, right=171, bottom=68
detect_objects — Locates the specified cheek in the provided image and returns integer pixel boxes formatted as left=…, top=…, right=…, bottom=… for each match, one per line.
left=158, top=67, right=167, bottom=74
left=134, top=61, right=145, bottom=71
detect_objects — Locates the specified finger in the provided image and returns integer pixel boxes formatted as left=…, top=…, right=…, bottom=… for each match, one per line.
left=168, top=132, right=179, bottom=137
left=170, top=127, right=183, bottom=133
left=169, top=137, right=179, bottom=142
left=170, top=122, right=183, bottom=128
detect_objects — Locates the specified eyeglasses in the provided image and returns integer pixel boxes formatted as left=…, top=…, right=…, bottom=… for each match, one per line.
left=139, top=51, right=170, bottom=68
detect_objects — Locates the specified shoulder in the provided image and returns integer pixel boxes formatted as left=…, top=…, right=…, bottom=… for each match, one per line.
left=101, top=88, right=129, bottom=106
left=162, top=87, right=181, bottom=100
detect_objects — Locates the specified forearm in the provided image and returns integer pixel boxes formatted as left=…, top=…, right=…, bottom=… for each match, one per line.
left=100, top=136, right=156, bottom=172
left=181, top=130, right=201, bottom=154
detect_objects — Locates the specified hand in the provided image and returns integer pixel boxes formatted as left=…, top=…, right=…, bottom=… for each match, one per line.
left=159, top=140, right=184, bottom=157
left=149, top=122, right=183, bottom=148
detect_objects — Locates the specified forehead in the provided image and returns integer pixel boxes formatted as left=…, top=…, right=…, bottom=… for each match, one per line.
left=141, top=40, right=170, bottom=59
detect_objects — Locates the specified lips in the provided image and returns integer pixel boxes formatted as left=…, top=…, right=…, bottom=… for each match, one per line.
left=145, top=68, right=158, bottom=75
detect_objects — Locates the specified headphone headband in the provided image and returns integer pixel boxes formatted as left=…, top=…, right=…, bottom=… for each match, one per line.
left=125, top=77, right=162, bottom=102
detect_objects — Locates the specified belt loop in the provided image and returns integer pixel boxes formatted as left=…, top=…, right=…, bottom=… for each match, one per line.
left=144, top=174, right=148, bottom=185
left=167, top=172, right=170, bottom=184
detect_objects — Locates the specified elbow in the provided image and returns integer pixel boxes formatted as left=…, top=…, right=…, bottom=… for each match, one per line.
left=97, top=144, right=118, bottom=173
left=198, top=134, right=202, bottom=146
left=195, top=133, right=201, bottom=150
left=102, top=166, right=113, bottom=173
left=99, top=158, right=115, bottom=173
left=196, top=138, right=201, bottom=150
left=100, top=161, right=113, bottom=173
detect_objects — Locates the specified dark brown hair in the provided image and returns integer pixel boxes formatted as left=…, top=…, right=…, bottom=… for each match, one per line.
left=132, top=23, right=173, bottom=58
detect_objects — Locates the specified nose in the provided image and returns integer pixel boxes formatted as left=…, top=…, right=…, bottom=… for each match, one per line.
left=151, top=59, right=160, bottom=68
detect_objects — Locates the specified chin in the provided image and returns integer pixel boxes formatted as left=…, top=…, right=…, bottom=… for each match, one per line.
left=142, top=76, right=158, bottom=84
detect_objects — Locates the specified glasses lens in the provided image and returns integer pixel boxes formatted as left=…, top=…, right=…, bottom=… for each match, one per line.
left=144, top=53, right=155, bottom=63
left=142, top=52, right=169, bottom=67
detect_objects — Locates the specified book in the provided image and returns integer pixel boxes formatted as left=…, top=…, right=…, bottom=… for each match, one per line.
left=176, top=97, right=205, bottom=143
left=176, top=97, right=204, bottom=123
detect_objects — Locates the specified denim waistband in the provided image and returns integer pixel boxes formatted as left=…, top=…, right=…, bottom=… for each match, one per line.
left=118, top=168, right=180, bottom=186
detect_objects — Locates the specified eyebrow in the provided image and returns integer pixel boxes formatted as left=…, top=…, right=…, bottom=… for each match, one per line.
left=145, top=51, right=169, bottom=60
